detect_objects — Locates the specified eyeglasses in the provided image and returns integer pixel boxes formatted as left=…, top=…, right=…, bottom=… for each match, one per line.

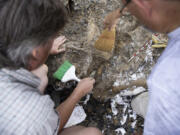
left=120, top=0, right=131, bottom=13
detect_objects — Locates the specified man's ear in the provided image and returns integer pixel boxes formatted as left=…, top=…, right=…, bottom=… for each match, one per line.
left=132, top=0, right=152, bottom=16
left=28, top=48, right=39, bottom=70
left=31, top=47, right=39, bottom=60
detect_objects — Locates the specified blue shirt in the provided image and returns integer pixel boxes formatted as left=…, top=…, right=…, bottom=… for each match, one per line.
left=144, top=27, right=180, bottom=135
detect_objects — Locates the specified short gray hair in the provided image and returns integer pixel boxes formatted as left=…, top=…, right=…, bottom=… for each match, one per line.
left=0, top=0, right=67, bottom=69
left=7, top=39, right=40, bottom=68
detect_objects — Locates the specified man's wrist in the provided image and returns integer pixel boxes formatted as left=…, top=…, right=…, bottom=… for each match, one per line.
left=70, top=88, right=83, bottom=102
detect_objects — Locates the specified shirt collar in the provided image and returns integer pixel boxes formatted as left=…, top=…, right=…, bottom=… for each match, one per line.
left=1, top=68, right=41, bottom=89
left=168, top=27, right=180, bottom=40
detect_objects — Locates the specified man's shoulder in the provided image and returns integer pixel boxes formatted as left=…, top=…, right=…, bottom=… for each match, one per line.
left=0, top=86, right=55, bottom=134
left=0, top=93, right=58, bottom=135
left=0, top=68, right=55, bottom=124
left=148, top=41, right=180, bottom=93
left=150, top=40, right=180, bottom=79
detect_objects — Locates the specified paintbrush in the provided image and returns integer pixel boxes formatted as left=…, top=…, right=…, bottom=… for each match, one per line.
left=94, top=26, right=116, bottom=52
left=53, top=61, right=80, bottom=83
left=94, top=0, right=131, bottom=52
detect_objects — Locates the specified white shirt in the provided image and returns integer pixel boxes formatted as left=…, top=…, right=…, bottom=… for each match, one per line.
left=144, top=27, right=180, bottom=135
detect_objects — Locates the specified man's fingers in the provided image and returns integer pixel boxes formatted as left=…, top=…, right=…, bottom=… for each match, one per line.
left=57, top=38, right=66, bottom=44
left=57, top=48, right=66, bottom=53
left=91, top=79, right=95, bottom=84
left=50, top=36, right=67, bottom=54
left=56, top=36, right=67, bottom=43
left=58, top=39, right=67, bottom=45
left=90, top=77, right=95, bottom=82
left=54, top=39, right=66, bottom=47
left=87, top=77, right=95, bottom=84
left=53, top=36, right=67, bottom=46
left=56, top=36, right=66, bottom=40
left=41, top=64, right=48, bottom=73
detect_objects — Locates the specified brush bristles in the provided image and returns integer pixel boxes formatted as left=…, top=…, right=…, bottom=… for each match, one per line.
left=53, top=61, right=72, bottom=80
left=94, top=28, right=115, bottom=52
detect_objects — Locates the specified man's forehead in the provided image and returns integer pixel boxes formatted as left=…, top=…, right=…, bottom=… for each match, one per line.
left=162, top=0, right=180, bottom=2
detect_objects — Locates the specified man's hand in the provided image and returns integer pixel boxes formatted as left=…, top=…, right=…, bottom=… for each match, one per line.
left=50, top=36, right=67, bottom=55
left=56, top=77, right=95, bottom=130
left=73, top=78, right=95, bottom=98
left=31, top=64, right=48, bottom=94
left=104, top=8, right=121, bottom=30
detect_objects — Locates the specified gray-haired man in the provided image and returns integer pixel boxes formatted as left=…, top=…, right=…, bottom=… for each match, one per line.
left=0, top=0, right=102, bottom=135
